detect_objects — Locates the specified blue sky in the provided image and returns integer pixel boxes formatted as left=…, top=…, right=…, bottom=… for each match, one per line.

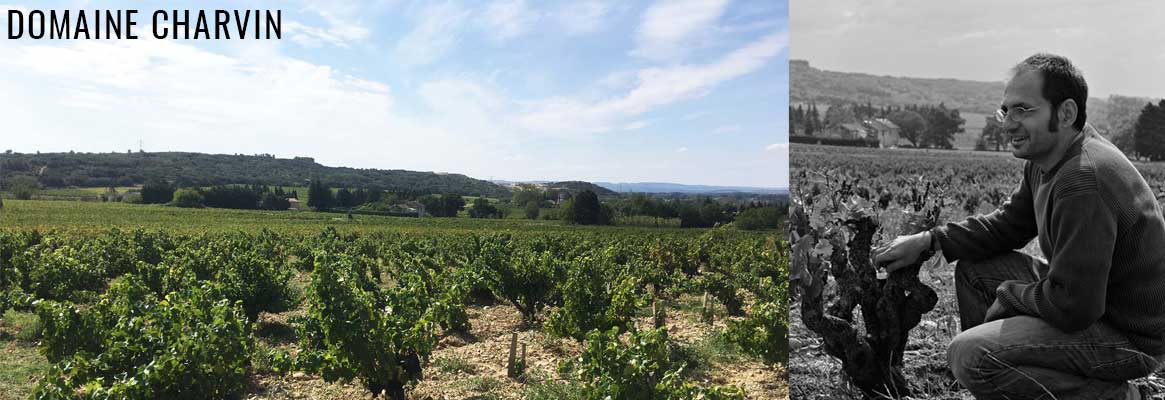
left=0, top=0, right=787, bottom=188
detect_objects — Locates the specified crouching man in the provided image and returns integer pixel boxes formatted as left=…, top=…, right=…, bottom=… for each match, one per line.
left=874, top=53, right=1165, bottom=400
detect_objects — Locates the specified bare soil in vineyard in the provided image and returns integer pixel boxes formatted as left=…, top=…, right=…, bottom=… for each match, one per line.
left=0, top=293, right=784, bottom=400
left=243, top=293, right=786, bottom=399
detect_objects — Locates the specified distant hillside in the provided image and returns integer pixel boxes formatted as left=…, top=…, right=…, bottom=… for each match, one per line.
left=595, top=182, right=786, bottom=195
left=546, top=181, right=619, bottom=197
left=790, top=59, right=1004, bottom=114
left=790, top=59, right=1159, bottom=145
left=0, top=152, right=510, bottom=198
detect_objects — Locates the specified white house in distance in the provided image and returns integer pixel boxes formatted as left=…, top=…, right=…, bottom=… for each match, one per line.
left=865, top=118, right=901, bottom=148
left=287, top=198, right=300, bottom=210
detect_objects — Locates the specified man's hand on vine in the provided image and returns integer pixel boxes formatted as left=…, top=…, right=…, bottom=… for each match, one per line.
left=872, top=231, right=932, bottom=273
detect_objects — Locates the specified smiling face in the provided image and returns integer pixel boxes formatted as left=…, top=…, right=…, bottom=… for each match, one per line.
left=1001, top=71, right=1062, bottom=165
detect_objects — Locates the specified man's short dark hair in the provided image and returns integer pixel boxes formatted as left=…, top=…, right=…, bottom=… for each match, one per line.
left=1012, top=53, right=1088, bottom=132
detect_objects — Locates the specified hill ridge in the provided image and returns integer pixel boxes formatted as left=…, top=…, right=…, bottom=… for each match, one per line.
left=0, top=151, right=510, bottom=197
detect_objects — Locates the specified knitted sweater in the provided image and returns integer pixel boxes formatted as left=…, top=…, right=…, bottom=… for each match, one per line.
left=933, top=125, right=1165, bottom=354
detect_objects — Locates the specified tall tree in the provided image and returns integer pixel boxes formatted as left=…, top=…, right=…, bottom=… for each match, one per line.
left=141, top=179, right=175, bottom=204
left=979, top=116, right=1005, bottom=151
left=887, top=110, right=927, bottom=146
left=565, top=190, right=602, bottom=225
left=442, top=194, right=466, bottom=217
left=307, top=180, right=334, bottom=211
left=524, top=200, right=540, bottom=220
left=824, top=103, right=857, bottom=128
left=336, top=188, right=354, bottom=208
left=1134, top=101, right=1165, bottom=161
left=468, top=197, right=501, bottom=219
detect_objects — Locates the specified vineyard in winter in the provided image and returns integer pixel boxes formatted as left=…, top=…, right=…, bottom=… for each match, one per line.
left=788, top=144, right=1165, bottom=399
left=0, top=201, right=785, bottom=399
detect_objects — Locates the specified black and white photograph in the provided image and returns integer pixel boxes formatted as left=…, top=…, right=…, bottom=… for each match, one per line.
left=788, top=1, right=1165, bottom=399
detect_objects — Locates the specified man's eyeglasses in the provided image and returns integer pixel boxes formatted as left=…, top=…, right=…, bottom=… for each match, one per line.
left=995, top=106, right=1040, bottom=123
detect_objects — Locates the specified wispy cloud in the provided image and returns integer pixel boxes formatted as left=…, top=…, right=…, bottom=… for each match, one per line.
left=394, top=2, right=471, bottom=67
left=518, top=31, right=787, bottom=135
left=556, top=1, right=615, bottom=35
left=0, top=0, right=787, bottom=187
left=481, top=0, right=539, bottom=42
left=765, top=143, right=787, bottom=152
left=286, top=21, right=367, bottom=48
left=0, top=37, right=504, bottom=174
left=631, top=0, right=729, bottom=62
left=286, top=2, right=372, bottom=48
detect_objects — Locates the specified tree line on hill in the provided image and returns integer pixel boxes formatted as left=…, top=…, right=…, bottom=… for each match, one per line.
left=790, top=59, right=1005, bottom=115
left=0, top=152, right=509, bottom=198
left=1, top=174, right=782, bottom=231
left=790, top=102, right=965, bottom=149
left=142, top=181, right=300, bottom=211
left=602, top=193, right=785, bottom=229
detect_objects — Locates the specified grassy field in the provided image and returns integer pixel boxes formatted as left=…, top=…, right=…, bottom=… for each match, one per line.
left=0, top=200, right=614, bottom=235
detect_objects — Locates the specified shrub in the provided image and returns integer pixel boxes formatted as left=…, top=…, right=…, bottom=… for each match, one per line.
left=560, top=327, right=744, bottom=399
left=468, top=197, right=502, bottom=219
left=487, top=248, right=557, bottom=326
left=724, top=238, right=788, bottom=365
left=546, top=256, right=644, bottom=341
left=296, top=250, right=437, bottom=400
left=34, top=276, right=253, bottom=399
left=5, top=175, right=40, bottom=200
left=170, top=188, right=205, bottom=208
left=735, top=207, right=781, bottom=231
left=26, top=245, right=106, bottom=302
left=723, top=285, right=787, bottom=365
left=140, top=179, right=175, bottom=204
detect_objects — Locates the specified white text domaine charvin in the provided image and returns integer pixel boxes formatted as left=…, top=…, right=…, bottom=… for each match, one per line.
left=7, top=9, right=281, bottom=40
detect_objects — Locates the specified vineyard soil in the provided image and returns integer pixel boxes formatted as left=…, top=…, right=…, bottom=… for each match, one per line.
left=0, top=200, right=786, bottom=399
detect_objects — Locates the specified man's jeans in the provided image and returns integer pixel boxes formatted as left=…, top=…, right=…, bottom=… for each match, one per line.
left=948, top=252, right=1162, bottom=399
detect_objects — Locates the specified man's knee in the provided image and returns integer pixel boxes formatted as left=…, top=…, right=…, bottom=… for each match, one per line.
left=947, top=328, right=998, bottom=392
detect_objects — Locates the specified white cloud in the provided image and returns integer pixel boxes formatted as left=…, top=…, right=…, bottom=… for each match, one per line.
left=517, top=31, right=787, bottom=135
left=286, top=21, right=366, bottom=48
left=0, top=37, right=515, bottom=176
left=481, top=0, right=539, bottom=42
left=556, top=1, right=614, bottom=35
left=765, top=143, right=787, bottom=152
left=394, top=2, right=471, bottom=67
left=285, top=2, right=372, bottom=48
left=676, top=147, right=689, bottom=153
left=417, top=78, right=513, bottom=143
left=631, top=0, right=729, bottom=62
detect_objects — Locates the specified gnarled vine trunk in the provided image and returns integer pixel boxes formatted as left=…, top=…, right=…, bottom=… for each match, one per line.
left=798, top=214, right=938, bottom=399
